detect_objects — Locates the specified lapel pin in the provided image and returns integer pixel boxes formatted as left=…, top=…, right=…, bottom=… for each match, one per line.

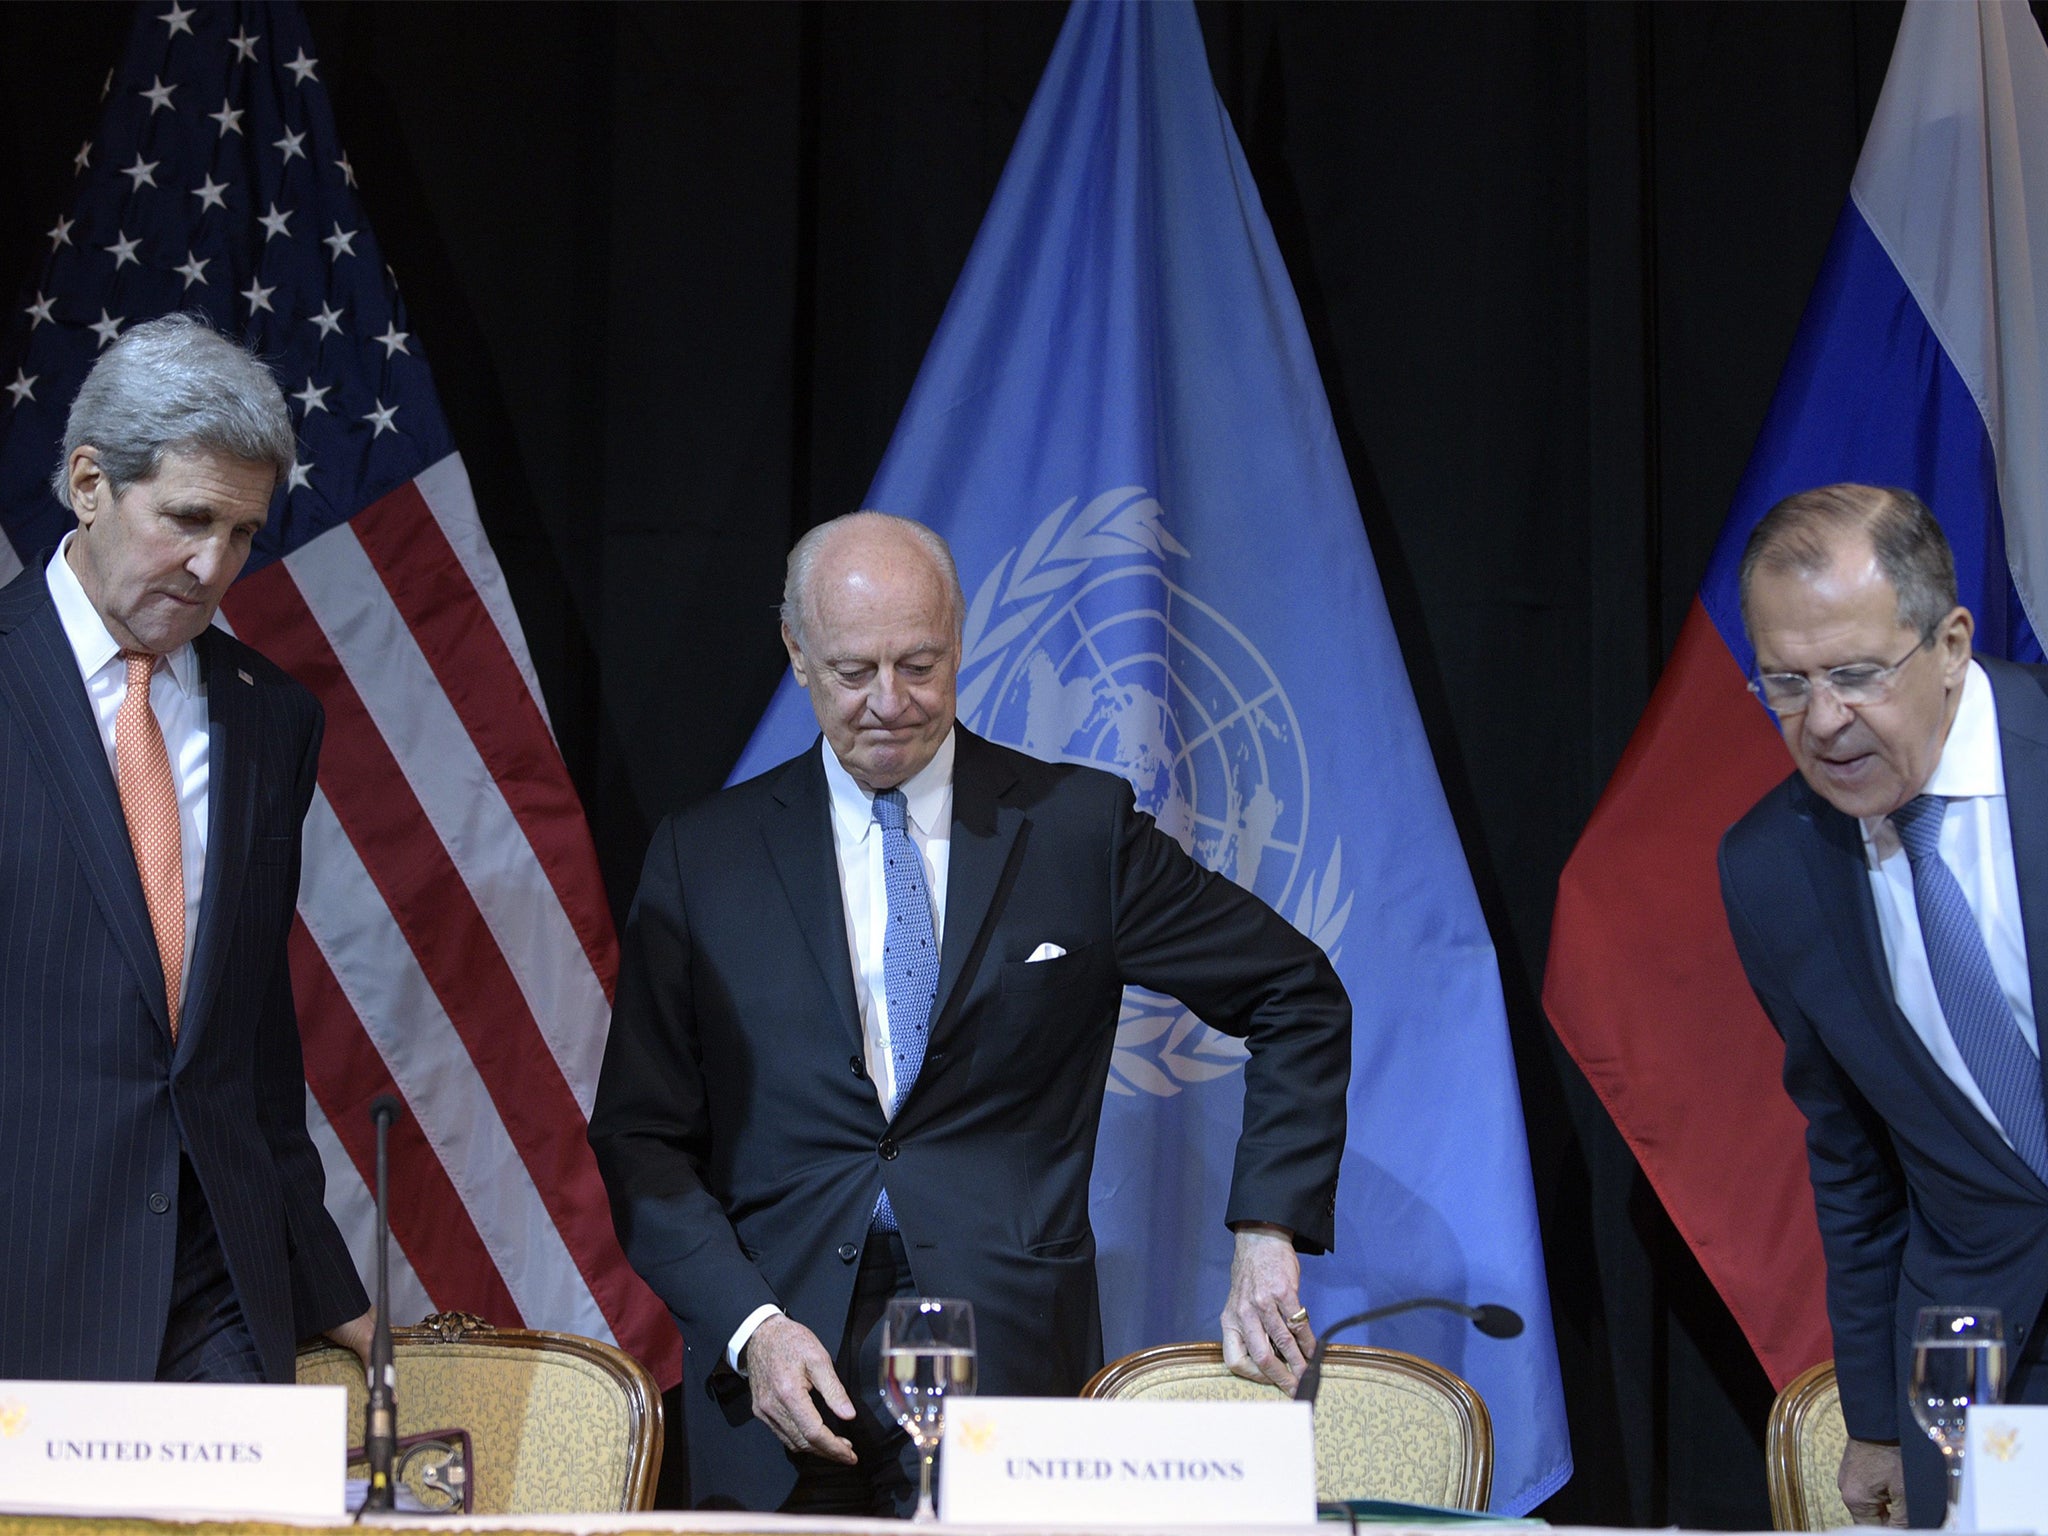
left=237, top=669, right=254, bottom=685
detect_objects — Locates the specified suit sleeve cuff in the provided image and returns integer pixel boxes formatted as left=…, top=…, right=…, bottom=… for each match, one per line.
left=728, top=1303, right=785, bottom=1374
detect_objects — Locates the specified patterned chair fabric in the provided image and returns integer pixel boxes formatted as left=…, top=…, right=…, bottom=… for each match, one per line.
left=1081, top=1342, right=1492, bottom=1510
left=1767, top=1359, right=1853, bottom=1531
left=295, top=1313, right=662, bottom=1513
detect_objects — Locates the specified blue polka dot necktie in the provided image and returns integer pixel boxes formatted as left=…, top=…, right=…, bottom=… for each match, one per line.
left=871, top=787, right=938, bottom=1232
left=1891, top=794, right=2048, bottom=1183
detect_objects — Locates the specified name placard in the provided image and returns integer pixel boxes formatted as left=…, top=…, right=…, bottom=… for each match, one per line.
left=1961, top=1404, right=2048, bottom=1532
left=940, top=1396, right=1316, bottom=1525
left=0, top=1379, right=347, bottom=1518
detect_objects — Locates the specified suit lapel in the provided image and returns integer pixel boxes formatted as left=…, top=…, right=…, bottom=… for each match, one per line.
left=1983, top=660, right=2048, bottom=1131
left=1794, top=787, right=1932, bottom=1081
left=0, top=566, right=170, bottom=1033
left=929, top=730, right=1023, bottom=1046
left=180, top=629, right=255, bottom=1057
left=761, top=744, right=867, bottom=1058
left=1794, top=685, right=2046, bottom=1191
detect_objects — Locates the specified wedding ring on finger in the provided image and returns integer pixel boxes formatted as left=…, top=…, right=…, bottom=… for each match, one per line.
left=1285, top=1306, right=1309, bottom=1327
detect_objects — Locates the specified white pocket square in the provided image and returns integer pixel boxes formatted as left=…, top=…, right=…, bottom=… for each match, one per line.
left=1026, top=942, right=1068, bottom=963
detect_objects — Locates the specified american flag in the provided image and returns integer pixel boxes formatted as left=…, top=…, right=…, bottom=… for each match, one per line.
left=0, top=0, right=680, bottom=1382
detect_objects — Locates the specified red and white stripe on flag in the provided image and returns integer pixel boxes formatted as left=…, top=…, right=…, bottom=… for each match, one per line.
left=224, top=451, right=681, bottom=1381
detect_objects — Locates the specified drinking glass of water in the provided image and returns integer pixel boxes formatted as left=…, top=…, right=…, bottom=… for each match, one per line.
left=881, top=1296, right=977, bottom=1522
left=1910, top=1305, right=2005, bottom=1519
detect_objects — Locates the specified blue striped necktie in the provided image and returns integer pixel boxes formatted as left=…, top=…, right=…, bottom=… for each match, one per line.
left=871, top=787, right=939, bottom=1232
left=1891, top=794, right=2048, bottom=1183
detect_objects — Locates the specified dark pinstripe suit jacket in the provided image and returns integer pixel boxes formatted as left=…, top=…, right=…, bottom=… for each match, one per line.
left=0, top=561, right=366, bottom=1383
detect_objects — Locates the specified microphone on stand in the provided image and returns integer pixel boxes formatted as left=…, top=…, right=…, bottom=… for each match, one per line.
left=362, top=1094, right=402, bottom=1513
left=1294, top=1296, right=1523, bottom=1403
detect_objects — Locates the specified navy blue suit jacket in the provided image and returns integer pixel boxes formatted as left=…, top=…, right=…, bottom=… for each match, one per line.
left=0, top=560, right=366, bottom=1383
left=1720, top=655, right=2048, bottom=1524
left=590, top=728, right=1351, bottom=1510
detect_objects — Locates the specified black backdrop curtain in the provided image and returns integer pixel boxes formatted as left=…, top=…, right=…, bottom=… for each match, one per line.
left=0, top=1, right=1984, bottom=1523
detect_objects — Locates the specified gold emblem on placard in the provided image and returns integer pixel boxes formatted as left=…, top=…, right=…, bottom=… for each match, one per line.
left=958, top=1417, right=997, bottom=1454
left=0, top=1400, right=27, bottom=1439
left=1984, top=1422, right=2022, bottom=1463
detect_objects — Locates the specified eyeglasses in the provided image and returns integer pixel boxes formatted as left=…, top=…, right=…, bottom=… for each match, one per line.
left=1747, top=635, right=1929, bottom=712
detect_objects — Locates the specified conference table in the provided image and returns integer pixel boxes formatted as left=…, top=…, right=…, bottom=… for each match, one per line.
left=0, top=1514, right=1794, bottom=1536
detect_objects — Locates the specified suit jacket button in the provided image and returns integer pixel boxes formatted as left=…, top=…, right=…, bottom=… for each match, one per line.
left=879, top=1137, right=899, bottom=1161
left=837, top=1242, right=859, bottom=1263
left=850, top=1055, right=867, bottom=1080
left=147, top=1192, right=169, bottom=1214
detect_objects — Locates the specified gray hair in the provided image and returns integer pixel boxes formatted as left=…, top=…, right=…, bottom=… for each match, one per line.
left=1738, top=483, right=1958, bottom=642
left=51, top=313, right=295, bottom=505
left=781, top=510, right=965, bottom=650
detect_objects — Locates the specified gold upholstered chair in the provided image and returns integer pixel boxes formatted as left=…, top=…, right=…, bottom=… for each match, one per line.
left=1766, top=1359, right=1853, bottom=1531
left=294, top=1312, right=662, bottom=1513
left=1082, top=1341, right=1492, bottom=1510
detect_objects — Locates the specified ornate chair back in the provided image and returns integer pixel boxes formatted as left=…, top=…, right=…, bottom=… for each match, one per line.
left=1766, top=1359, right=1853, bottom=1531
left=295, top=1313, right=662, bottom=1513
left=1081, top=1341, right=1491, bottom=1510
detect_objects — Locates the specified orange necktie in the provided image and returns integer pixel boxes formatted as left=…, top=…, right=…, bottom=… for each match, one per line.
left=116, top=650, right=183, bottom=1039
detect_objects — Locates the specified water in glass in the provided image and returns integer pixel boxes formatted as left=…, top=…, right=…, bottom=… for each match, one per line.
left=1909, top=1306, right=2005, bottom=1516
left=881, top=1297, right=976, bottom=1522
left=883, top=1344, right=976, bottom=1450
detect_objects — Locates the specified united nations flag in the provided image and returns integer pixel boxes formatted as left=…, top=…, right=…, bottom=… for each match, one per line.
left=731, top=0, right=1569, bottom=1511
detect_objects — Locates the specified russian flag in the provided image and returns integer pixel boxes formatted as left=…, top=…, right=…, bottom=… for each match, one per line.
left=1546, top=0, right=2048, bottom=1390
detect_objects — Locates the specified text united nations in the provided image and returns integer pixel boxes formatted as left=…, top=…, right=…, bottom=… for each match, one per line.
left=1004, top=1458, right=1245, bottom=1482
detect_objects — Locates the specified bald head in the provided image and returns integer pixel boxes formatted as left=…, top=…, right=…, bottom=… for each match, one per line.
left=780, top=512, right=965, bottom=791
left=782, top=511, right=963, bottom=651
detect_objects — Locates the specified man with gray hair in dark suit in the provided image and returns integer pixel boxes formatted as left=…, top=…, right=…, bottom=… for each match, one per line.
left=0, top=314, right=369, bottom=1384
left=1722, top=484, right=2048, bottom=1526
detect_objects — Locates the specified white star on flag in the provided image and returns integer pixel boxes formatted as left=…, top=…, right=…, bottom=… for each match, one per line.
left=0, top=0, right=683, bottom=1388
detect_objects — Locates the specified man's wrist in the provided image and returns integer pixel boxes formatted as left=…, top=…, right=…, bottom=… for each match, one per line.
left=1230, top=1221, right=1295, bottom=1241
left=728, top=1303, right=784, bottom=1374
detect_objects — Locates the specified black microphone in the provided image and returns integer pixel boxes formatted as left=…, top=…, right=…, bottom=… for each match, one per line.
left=362, top=1094, right=402, bottom=1513
left=1294, top=1296, right=1523, bottom=1403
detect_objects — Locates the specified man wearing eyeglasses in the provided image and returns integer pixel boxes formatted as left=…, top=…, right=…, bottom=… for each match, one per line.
left=1720, top=483, right=2048, bottom=1528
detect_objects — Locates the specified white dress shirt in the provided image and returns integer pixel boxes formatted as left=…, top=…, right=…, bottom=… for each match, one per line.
left=726, top=728, right=957, bottom=1371
left=46, top=535, right=209, bottom=1007
left=1861, top=660, right=2038, bottom=1148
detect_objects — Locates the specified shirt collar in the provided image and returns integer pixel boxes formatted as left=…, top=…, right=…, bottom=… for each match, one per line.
left=1860, top=657, right=2000, bottom=858
left=821, top=726, right=956, bottom=842
left=1920, top=658, right=2002, bottom=799
left=45, top=531, right=199, bottom=695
